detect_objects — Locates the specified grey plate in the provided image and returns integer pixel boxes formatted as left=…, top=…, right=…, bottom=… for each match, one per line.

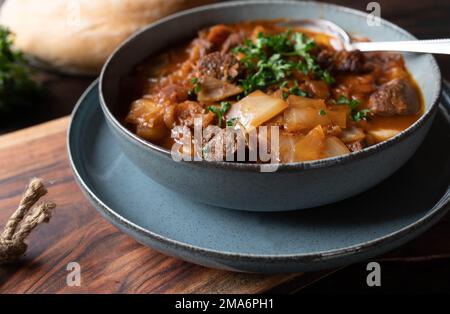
left=68, top=81, right=450, bottom=273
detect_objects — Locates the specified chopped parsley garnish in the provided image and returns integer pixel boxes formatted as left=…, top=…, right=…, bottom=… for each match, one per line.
left=337, top=95, right=371, bottom=122
left=321, top=70, right=335, bottom=85
left=352, top=109, right=371, bottom=122
left=319, top=109, right=327, bottom=116
left=208, top=101, right=231, bottom=127
left=232, top=30, right=334, bottom=95
left=337, top=95, right=360, bottom=110
left=0, top=26, right=41, bottom=114
left=288, top=80, right=308, bottom=97
left=190, top=77, right=202, bottom=93
left=280, top=81, right=289, bottom=88
left=226, top=117, right=239, bottom=127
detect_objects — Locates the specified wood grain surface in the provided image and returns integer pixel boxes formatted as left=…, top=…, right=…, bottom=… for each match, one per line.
left=0, top=117, right=336, bottom=293
left=1, top=116, right=449, bottom=293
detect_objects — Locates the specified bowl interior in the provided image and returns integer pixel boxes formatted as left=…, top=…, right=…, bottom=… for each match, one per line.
left=100, top=0, right=441, bottom=148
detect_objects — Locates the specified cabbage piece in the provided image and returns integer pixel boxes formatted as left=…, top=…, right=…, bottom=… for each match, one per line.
left=125, top=99, right=168, bottom=141
left=125, top=98, right=163, bottom=125
left=368, top=128, right=402, bottom=142
left=284, top=96, right=347, bottom=131
left=136, top=120, right=167, bottom=141
left=287, top=95, right=326, bottom=110
left=294, top=125, right=326, bottom=161
left=197, top=76, right=243, bottom=102
left=278, top=133, right=305, bottom=163
left=340, top=126, right=366, bottom=143
left=327, top=105, right=348, bottom=129
left=226, top=90, right=289, bottom=131
left=280, top=127, right=349, bottom=162
left=324, top=136, right=350, bottom=158
left=284, top=107, right=328, bottom=132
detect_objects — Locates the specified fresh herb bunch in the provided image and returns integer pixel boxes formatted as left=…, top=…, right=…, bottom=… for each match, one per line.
left=232, top=31, right=334, bottom=95
left=0, top=26, right=41, bottom=114
left=337, top=95, right=371, bottom=122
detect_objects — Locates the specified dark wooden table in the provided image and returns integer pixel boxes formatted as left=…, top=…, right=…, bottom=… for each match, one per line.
left=1, top=0, right=449, bottom=293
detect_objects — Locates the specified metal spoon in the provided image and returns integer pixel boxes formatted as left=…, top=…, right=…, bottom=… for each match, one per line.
left=278, top=19, right=450, bottom=54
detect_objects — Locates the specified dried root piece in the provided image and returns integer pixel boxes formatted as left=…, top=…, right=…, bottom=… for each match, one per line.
left=0, top=178, right=55, bottom=265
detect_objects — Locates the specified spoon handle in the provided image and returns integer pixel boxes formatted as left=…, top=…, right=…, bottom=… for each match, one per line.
left=352, top=39, right=450, bottom=54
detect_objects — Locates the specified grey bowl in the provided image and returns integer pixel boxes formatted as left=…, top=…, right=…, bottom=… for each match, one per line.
left=99, top=0, right=441, bottom=211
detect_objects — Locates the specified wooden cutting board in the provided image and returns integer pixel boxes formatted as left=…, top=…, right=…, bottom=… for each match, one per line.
left=0, top=117, right=336, bottom=293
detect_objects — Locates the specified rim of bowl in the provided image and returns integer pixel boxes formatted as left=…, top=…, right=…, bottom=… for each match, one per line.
left=99, top=0, right=442, bottom=172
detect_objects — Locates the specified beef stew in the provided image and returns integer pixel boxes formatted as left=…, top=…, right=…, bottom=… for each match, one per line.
left=123, top=20, right=423, bottom=163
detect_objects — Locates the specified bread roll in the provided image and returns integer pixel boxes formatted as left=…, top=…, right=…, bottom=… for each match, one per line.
left=0, top=0, right=216, bottom=75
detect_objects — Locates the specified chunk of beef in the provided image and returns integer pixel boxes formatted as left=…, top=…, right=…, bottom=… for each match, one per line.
left=203, top=127, right=246, bottom=161
left=197, top=51, right=240, bottom=81
left=206, top=25, right=245, bottom=53
left=346, top=140, right=365, bottom=152
left=207, top=24, right=233, bottom=49
left=221, top=32, right=245, bottom=53
left=305, top=80, right=330, bottom=98
left=364, top=52, right=404, bottom=73
left=317, top=49, right=366, bottom=73
left=171, top=101, right=215, bottom=128
left=157, top=83, right=189, bottom=105
left=368, top=78, right=420, bottom=116
left=190, top=38, right=212, bottom=59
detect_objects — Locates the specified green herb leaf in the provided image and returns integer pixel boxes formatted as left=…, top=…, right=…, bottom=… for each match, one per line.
left=0, top=26, right=42, bottom=114
left=208, top=101, right=231, bottom=127
left=190, top=77, right=202, bottom=93
left=226, top=117, right=239, bottom=127
left=288, top=81, right=308, bottom=97
left=319, top=109, right=327, bottom=116
left=232, top=30, right=334, bottom=95
left=337, top=95, right=371, bottom=122
left=337, top=95, right=360, bottom=110
left=321, top=70, right=335, bottom=85
left=352, top=109, right=371, bottom=122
